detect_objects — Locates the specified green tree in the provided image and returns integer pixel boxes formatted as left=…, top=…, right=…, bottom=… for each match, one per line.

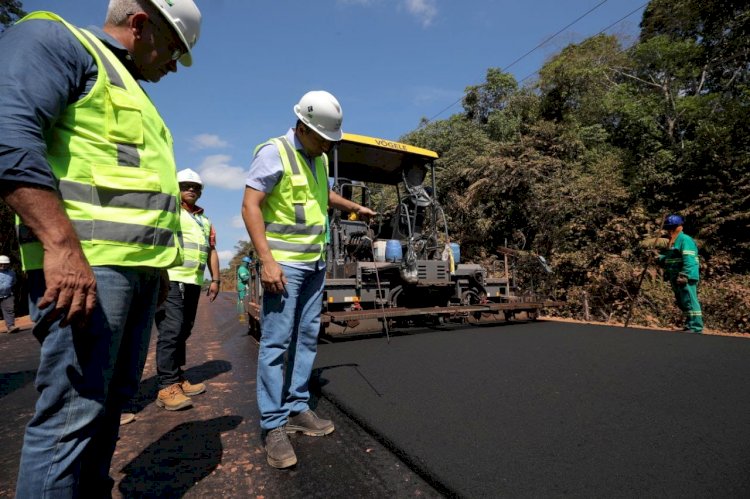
left=0, top=0, right=25, bottom=31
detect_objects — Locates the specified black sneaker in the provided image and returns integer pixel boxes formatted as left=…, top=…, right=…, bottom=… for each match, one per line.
left=265, top=426, right=297, bottom=469
left=286, top=410, right=335, bottom=436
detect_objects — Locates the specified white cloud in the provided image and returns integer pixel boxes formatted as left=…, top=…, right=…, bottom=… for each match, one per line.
left=338, top=0, right=437, bottom=27
left=217, top=250, right=235, bottom=264
left=196, top=154, right=246, bottom=190
left=231, top=215, right=246, bottom=229
left=404, top=0, right=437, bottom=27
left=191, top=134, right=229, bottom=150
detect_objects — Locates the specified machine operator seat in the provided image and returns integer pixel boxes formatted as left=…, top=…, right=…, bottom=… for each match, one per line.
left=391, top=184, right=433, bottom=240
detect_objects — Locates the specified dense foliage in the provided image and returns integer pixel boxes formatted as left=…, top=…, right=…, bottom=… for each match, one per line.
left=400, top=0, right=750, bottom=333
left=0, top=0, right=25, bottom=31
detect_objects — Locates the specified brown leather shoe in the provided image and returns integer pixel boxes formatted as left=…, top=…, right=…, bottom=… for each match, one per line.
left=286, top=410, right=335, bottom=436
left=156, top=383, right=193, bottom=411
left=180, top=379, right=206, bottom=396
left=265, top=426, right=297, bottom=469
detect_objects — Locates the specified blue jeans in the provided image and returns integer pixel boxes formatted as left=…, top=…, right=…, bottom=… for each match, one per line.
left=16, top=266, right=160, bottom=498
left=257, top=264, right=325, bottom=430
left=1, top=294, right=15, bottom=328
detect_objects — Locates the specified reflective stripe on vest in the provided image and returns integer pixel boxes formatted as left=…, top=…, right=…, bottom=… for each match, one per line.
left=258, top=136, right=328, bottom=262
left=15, top=12, right=183, bottom=271
left=168, top=209, right=211, bottom=285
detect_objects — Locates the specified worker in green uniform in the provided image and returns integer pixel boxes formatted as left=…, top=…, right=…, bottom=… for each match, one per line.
left=237, top=256, right=252, bottom=313
left=657, top=214, right=703, bottom=333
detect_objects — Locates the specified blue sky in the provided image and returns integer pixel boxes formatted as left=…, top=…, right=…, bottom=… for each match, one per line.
left=21, top=0, right=647, bottom=269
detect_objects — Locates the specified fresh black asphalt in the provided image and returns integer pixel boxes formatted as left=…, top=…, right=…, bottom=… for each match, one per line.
left=314, top=321, right=750, bottom=498
left=4, top=298, right=750, bottom=498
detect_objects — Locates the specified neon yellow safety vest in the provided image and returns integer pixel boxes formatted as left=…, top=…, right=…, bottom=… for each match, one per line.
left=15, top=12, right=183, bottom=271
left=258, top=137, right=328, bottom=262
left=168, top=208, right=211, bottom=285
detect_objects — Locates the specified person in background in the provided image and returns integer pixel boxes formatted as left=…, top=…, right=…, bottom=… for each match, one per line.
left=241, top=90, right=376, bottom=469
left=0, top=0, right=202, bottom=494
left=155, top=168, right=221, bottom=410
left=0, top=255, right=19, bottom=334
left=657, top=214, right=703, bottom=333
left=237, top=255, right=252, bottom=313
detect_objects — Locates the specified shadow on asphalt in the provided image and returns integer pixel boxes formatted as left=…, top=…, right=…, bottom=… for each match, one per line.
left=0, top=370, right=36, bottom=399
left=117, top=415, right=242, bottom=498
left=124, top=360, right=232, bottom=414
left=320, top=318, right=533, bottom=343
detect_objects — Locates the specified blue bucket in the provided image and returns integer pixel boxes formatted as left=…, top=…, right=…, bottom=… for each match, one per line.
left=450, top=242, right=460, bottom=264
left=385, top=240, right=403, bottom=262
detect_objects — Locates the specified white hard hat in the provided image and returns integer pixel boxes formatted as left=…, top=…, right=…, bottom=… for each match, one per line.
left=0, top=255, right=10, bottom=264
left=177, top=168, right=203, bottom=185
left=294, top=90, right=344, bottom=142
left=148, top=0, right=202, bottom=67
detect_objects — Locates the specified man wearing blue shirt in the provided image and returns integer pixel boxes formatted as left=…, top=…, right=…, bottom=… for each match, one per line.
left=242, top=91, right=376, bottom=468
left=0, top=1, right=202, bottom=495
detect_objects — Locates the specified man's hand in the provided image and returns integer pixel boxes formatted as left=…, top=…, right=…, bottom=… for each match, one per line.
left=207, top=281, right=220, bottom=302
left=39, top=247, right=96, bottom=328
left=261, top=259, right=287, bottom=294
left=676, top=274, right=688, bottom=286
left=356, top=205, right=378, bottom=219
left=2, top=185, right=97, bottom=328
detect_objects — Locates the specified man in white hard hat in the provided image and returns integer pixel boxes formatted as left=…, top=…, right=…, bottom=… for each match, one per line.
left=0, top=255, right=19, bottom=334
left=242, top=90, right=377, bottom=469
left=0, top=0, right=202, bottom=494
left=154, top=168, right=220, bottom=411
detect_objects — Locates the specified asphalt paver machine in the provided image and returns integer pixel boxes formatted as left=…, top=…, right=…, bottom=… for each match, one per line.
left=245, top=133, right=558, bottom=337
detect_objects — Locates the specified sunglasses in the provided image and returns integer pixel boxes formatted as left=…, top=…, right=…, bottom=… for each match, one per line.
left=179, top=183, right=202, bottom=192
left=148, top=16, right=185, bottom=62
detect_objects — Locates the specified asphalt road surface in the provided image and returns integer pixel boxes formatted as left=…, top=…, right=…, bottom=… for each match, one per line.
left=0, top=292, right=438, bottom=498
left=2, top=293, right=750, bottom=498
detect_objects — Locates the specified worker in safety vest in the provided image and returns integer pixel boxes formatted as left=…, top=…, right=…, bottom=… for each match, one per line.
left=656, top=214, right=704, bottom=333
left=0, top=0, right=201, bottom=495
left=154, top=168, right=220, bottom=411
left=241, top=90, right=376, bottom=469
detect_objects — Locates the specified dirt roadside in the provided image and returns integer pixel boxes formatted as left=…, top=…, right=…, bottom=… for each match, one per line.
left=0, top=315, right=33, bottom=333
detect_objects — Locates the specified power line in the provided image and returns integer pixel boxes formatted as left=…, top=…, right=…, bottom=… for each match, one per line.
left=517, top=2, right=648, bottom=85
left=421, top=0, right=643, bottom=126
left=504, top=0, right=611, bottom=73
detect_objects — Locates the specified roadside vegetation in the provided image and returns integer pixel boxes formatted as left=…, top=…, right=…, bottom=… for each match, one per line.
left=399, top=0, right=749, bottom=333
left=2, top=0, right=747, bottom=332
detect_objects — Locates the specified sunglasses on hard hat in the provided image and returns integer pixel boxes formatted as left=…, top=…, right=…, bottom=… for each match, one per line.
left=179, top=183, right=202, bottom=192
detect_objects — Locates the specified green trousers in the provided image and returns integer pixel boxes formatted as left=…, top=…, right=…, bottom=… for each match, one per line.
left=670, top=279, right=703, bottom=332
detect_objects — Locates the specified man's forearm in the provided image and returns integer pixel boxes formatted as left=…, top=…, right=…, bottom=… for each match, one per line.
left=329, top=190, right=360, bottom=212
left=2, top=184, right=84, bottom=255
left=242, top=203, right=274, bottom=264
left=208, top=249, right=220, bottom=280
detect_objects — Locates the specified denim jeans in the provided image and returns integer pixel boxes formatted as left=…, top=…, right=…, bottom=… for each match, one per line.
left=257, top=264, right=325, bottom=430
left=155, top=281, right=201, bottom=389
left=16, top=266, right=160, bottom=498
left=1, top=294, right=15, bottom=328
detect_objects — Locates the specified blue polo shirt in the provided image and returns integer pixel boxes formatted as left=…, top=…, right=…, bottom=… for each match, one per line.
left=0, top=269, right=16, bottom=297
left=0, top=17, right=134, bottom=189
